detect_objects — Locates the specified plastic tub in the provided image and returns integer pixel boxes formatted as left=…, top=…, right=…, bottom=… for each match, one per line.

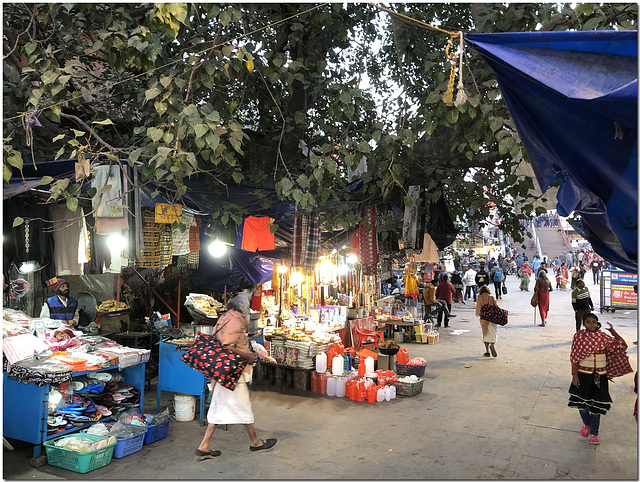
left=393, top=378, right=425, bottom=397
left=395, top=363, right=426, bottom=377
left=174, top=394, right=196, bottom=422
left=44, top=434, right=116, bottom=473
left=112, top=430, right=146, bottom=458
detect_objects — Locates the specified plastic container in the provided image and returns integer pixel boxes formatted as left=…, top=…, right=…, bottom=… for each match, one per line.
left=331, top=355, right=343, bottom=376
left=174, top=394, right=196, bottom=422
left=319, top=373, right=328, bottom=394
left=376, top=386, right=385, bottom=402
left=335, top=376, right=346, bottom=397
left=315, top=352, right=327, bottom=373
left=311, top=371, right=320, bottom=393
left=326, top=376, right=336, bottom=396
left=397, top=348, right=409, bottom=365
left=394, top=332, right=404, bottom=343
left=389, top=385, right=396, bottom=399
left=44, top=434, right=116, bottom=474
left=364, top=356, right=375, bottom=376
left=123, top=418, right=172, bottom=445
left=393, top=378, right=425, bottom=397
left=395, top=363, right=426, bottom=377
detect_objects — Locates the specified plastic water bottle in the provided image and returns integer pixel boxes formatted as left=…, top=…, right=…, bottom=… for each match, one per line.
left=364, top=356, right=375, bottom=375
left=384, top=386, right=391, bottom=401
left=389, top=384, right=396, bottom=399
left=376, top=386, right=385, bottom=402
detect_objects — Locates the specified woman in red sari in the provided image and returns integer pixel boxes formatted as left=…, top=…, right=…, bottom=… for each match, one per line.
left=534, top=270, right=553, bottom=326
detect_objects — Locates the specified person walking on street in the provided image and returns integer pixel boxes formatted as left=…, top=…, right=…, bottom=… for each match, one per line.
left=519, top=262, right=532, bottom=291
left=436, top=274, right=457, bottom=327
left=462, top=266, right=477, bottom=302
left=475, top=265, right=490, bottom=288
left=568, top=314, right=632, bottom=445
left=571, top=280, right=594, bottom=333
left=195, top=292, right=277, bottom=460
left=476, top=285, right=499, bottom=358
left=491, top=265, right=504, bottom=300
left=450, top=270, right=465, bottom=304
left=534, top=270, right=553, bottom=326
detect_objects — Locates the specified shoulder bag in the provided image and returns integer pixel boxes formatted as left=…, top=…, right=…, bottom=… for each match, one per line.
left=180, top=318, right=247, bottom=390
left=479, top=301, right=509, bottom=326
left=502, top=283, right=508, bottom=295
left=530, top=290, right=538, bottom=307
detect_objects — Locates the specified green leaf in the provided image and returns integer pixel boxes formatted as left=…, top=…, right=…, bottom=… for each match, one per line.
left=66, top=197, right=79, bottom=212
left=489, top=117, right=502, bottom=132
left=222, top=45, right=234, bottom=58
left=13, top=216, right=24, bottom=228
left=52, top=134, right=66, bottom=142
left=129, top=148, right=142, bottom=162
left=194, top=124, right=208, bottom=138
left=403, top=196, right=413, bottom=208
left=278, top=177, right=294, bottom=194
left=7, top=155, right=22, bottom=169
left=147, top=127, right=163, bottom=142
left=313, top=168, right=324, bottom=182
left=40, top=175, right=54, bottom=185
left=340, top=92, right=351, bottom=104
left=297, top=173, right=310, bottom=189
left=92, top=118, right=114, bottom=125
left=71, top=129, right=85, bottom=138
left=446, top=109, right=459, bottom=124
left=145, top=86, right=162, bottom=103
left=232, top=172, right=243, bottom=184
left=42, top=70, right=59, bottom=85
left=24, top=42, right=37, bottom=55
left=154, top=101, right=167, bottom=116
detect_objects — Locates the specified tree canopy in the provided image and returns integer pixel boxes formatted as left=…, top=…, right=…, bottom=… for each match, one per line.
left=3, top=3, right=637, bottom=246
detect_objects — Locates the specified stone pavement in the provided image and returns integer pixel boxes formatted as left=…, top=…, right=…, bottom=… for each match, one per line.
left=4, top=274, right=638, bottom=480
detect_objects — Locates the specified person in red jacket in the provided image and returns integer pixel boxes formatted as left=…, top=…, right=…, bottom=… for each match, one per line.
left=435, top=275, right=457, bottom=328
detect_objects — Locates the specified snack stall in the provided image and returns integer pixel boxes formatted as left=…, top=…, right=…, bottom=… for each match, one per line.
left=2, top=309, right=150, bottom=459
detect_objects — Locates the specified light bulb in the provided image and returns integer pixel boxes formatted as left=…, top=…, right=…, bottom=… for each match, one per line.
left=208, top=240, right=228, bottom=257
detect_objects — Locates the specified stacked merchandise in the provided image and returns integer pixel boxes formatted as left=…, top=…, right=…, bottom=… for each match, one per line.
left=137, top=210, right=162, bottom=268
left=282, top=339, right=331, bottom=369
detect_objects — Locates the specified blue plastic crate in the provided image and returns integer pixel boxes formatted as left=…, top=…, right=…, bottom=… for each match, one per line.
left=142, top=418, right=172, bottom=444
left=112, top=430, right=146, bottom=458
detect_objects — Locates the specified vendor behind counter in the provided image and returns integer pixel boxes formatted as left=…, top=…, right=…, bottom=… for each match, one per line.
left=40, top=278, right=79, bottom=327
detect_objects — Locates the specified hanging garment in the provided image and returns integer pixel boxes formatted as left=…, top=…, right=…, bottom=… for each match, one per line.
left=402, top=186, right=421, bottom=250
left=159, top=225, right=173, bottom=266
left=302, top=215, right=320, bottom=271
left=358, top=206, right=379, bottom=277
left=189, top=215, right=202, bottom=252
left=426, top=194, right=457, bottom=250
left=49, top=204, right=89, bottom=275
left=92, top=165, right=124, bottom=218
left=291, top=203, right=303, bottom=267
left=172, top=212, right=195, bottom=255
left=95, top=215, right=129, bottom=235
left=240, top=216, right=276, bottom=252
left=137, top=210, right=162, bottom=268
left=413, top=233, right=440, bottom=263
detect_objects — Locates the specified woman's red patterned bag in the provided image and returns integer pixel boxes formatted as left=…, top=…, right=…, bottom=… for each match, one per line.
left=180, top=333, right=247, bottom=390
left=480, top=303, right=509, bottom=326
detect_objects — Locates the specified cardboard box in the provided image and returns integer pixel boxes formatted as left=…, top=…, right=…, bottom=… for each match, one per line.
left=377, top=353, right=390, bottom=371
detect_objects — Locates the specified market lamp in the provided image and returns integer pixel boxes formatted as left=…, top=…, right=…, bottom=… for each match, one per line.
left=208, top=239, right=228, bottom=257
left=346, top=254, right=358, bottom=264
left=107, top=233, right=127, bottom=255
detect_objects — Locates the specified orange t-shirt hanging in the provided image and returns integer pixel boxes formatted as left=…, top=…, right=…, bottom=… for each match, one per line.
left=241, top=216, right=276, bottom=252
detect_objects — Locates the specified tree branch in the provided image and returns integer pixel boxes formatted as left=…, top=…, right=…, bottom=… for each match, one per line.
left=59, top=113, right=124, bottom=153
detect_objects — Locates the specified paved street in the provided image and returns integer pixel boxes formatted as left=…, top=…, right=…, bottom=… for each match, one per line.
left=4, top=274, right=638, bottom=480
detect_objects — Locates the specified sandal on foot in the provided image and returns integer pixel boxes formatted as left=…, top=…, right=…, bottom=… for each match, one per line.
left=490, top=345, right=497, bottom=357
left=250, top=438, right=277, bottom=452
left=483, top=353, right=491, bottom=357
left=194, top=449, right=222, bottom=459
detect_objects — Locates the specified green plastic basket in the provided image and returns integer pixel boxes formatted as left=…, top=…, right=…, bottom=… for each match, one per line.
left=44, top=434, right=116, bottom=474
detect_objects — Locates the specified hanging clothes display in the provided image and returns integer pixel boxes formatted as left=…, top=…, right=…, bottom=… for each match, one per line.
left=91, top=165, right=124, bottom=218
left=49, top=204, right=89, bottom=275
left=159, top=224, right=173, bottom=266
left=358, top=206, right=379, bottom=277
left=240, top=216, right=276, bottom=252
left=172, top=212, right=195, bottom=256
left=413, top=233, right=440, bottom=263
left=188, top=215, right=202, bottom=269
left=402, top=186, right=422, bottom=251
left=137, top=210, right=162, bottom=268
left=301, top=214, right=320, bottom=271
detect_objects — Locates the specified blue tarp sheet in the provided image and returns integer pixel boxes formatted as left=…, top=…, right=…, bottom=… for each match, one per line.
left=466, top=31, right=638, bottom=272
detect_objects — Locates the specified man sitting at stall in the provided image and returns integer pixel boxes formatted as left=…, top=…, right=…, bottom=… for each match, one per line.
left=40, top=278, right=79, bottom=326
left=423, top=279, right=454, bottom=328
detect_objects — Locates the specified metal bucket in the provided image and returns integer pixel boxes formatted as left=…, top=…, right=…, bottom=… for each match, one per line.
left=192, top=324, right=215, bottom=335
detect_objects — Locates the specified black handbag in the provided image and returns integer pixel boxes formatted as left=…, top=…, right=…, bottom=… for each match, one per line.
left=180, top=320, right=247, bottom=390
left=502, top=284, right=508, bottom=295
left=480, top=303, right=509, bottom=326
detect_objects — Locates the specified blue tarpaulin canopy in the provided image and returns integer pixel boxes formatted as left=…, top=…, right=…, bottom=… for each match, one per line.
left=466, top=30, right=637, bottom=272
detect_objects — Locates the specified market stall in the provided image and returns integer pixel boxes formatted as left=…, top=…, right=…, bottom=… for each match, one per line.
left=2, top=309, right=150, bottom=459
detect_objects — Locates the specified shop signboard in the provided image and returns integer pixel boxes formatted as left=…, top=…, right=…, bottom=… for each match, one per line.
left=610, top=271, right=638, bottom=308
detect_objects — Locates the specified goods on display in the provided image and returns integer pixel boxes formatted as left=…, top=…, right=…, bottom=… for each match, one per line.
left=96, top=300, right=130, bottom=313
